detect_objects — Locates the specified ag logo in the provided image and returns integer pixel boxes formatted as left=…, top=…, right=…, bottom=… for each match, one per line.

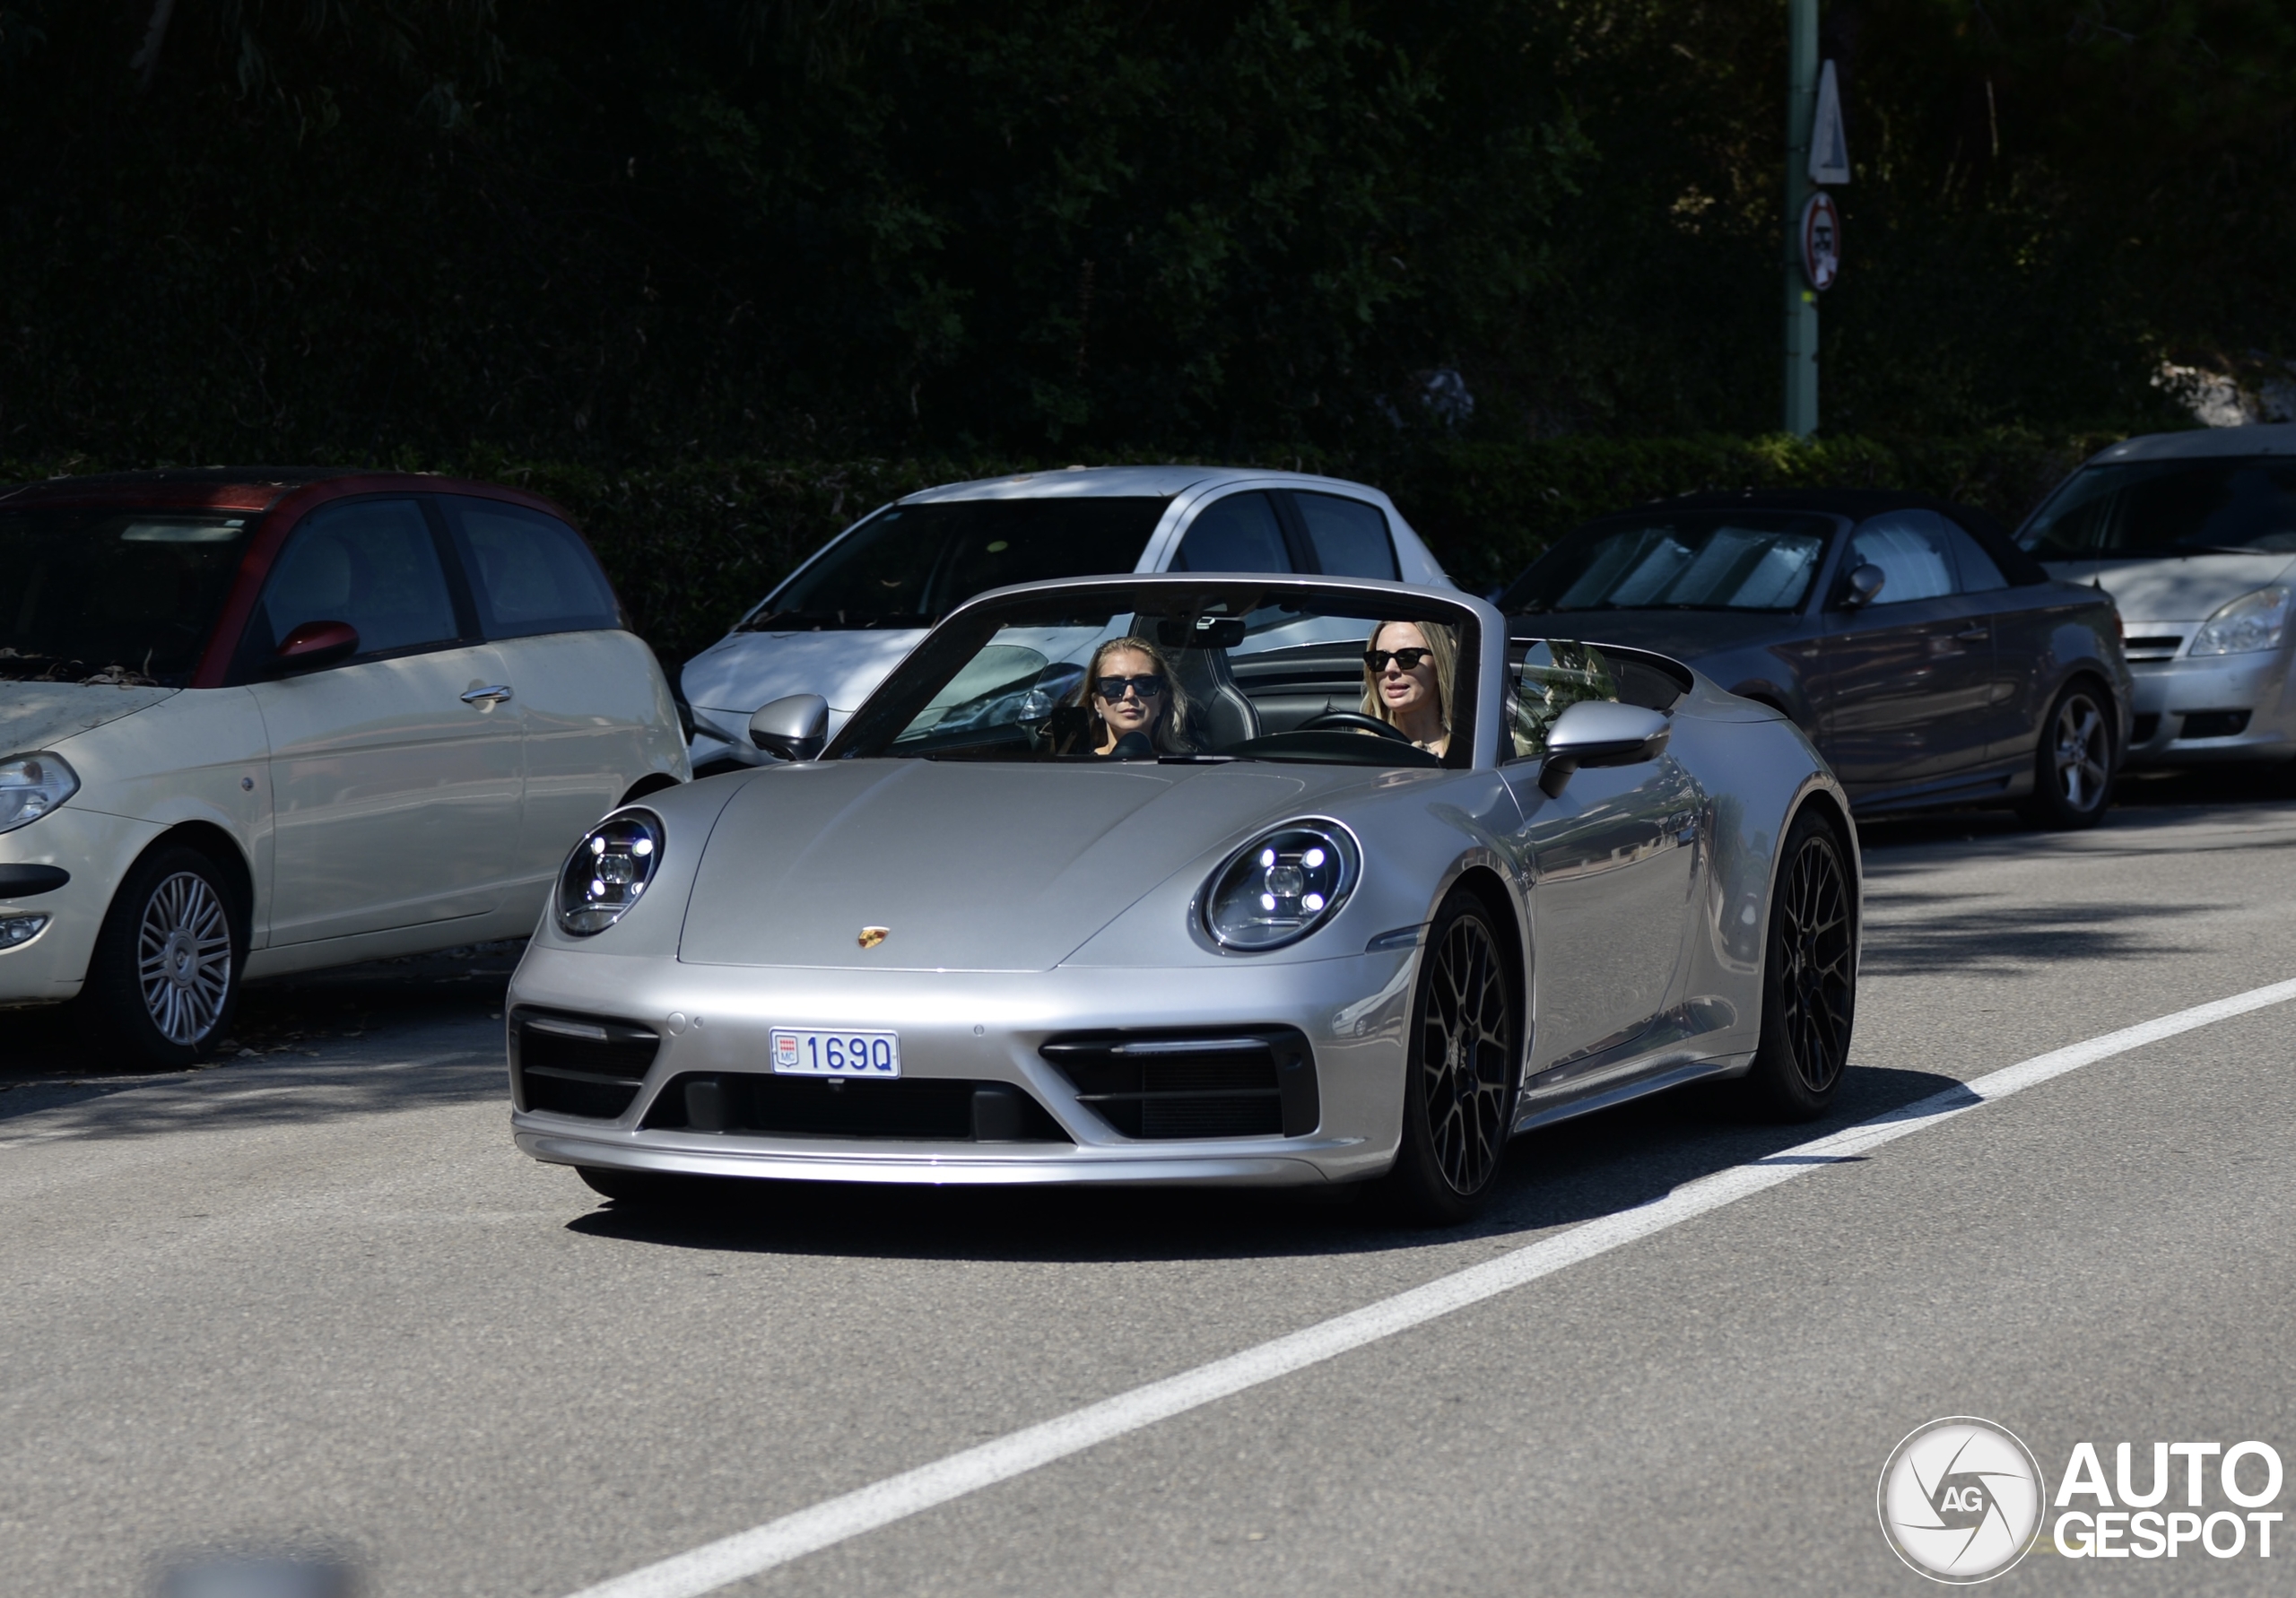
left=1877, top=1417, right=2044, bottom=1583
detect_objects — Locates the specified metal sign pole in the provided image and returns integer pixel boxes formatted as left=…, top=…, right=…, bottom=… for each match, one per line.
left=1782, top=0, right=1819, bottom=437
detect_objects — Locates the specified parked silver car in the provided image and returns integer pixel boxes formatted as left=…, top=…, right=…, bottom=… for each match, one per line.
left=509, top=573, right=1857, bottom=1222
left=2018, top=423, right=2296, bottom=765
left=677, top=466, right=1453, bottom=771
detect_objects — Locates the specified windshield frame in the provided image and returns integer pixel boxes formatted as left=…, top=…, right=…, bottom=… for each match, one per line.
left=824, top=574, right=1495, bottom=769
left=1501, top=511, right=1842, bottom=616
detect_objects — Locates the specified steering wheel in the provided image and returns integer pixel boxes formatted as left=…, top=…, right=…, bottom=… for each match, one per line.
left=1298, top=709, right=1413, bottom=743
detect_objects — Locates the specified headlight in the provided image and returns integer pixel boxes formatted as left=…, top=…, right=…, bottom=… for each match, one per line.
left=557, top=810, right=663, bottom=935
left=0, top=752, right=78, bottom=835
left=1203, top=821, right=1361, bottom=951
left=2189, top=586, right=2291, bottom=657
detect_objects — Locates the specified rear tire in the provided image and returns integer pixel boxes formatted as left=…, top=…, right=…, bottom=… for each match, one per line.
left=83, top=845, right=245, bottom=1069
left=1379, top=886, right=1520, bottom=1225
left=1743, top=810, right=1857, bottom=1120
left=2017, top=681, right=2116, bottom=829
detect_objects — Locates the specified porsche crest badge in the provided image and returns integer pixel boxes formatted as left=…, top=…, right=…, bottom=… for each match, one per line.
left=857, top=925, right=890, bottom=950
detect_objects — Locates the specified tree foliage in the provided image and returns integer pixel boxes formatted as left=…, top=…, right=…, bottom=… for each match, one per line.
left=0, top=0, right=2289, bottom=465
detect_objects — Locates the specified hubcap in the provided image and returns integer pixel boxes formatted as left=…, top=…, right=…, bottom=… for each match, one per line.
left=136, top=872, right=232, bottom=1046
left=2051, top=694, right=2109, bottom=811
left=1418, top=912, right=1512, bottom=1195
left=1776, top=835, right=1853, bottom=1094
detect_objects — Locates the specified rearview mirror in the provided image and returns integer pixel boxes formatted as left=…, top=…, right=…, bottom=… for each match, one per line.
left=1839, top=563, right=1887, bottom=610
left=750, top=693, right=830, bottom=761
left=274, top=619, right=359, bottom=673
left=1538, top=699, right=1671, bottom=797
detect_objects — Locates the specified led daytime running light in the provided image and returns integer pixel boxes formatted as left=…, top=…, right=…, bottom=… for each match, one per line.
left=557, top=811, right=663, bottom=935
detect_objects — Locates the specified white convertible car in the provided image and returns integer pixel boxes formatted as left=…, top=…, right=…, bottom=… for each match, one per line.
left=0, top=469, right=687, bottom=1064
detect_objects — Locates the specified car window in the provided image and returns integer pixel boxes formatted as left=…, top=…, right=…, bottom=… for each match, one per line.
left=2019, top=457, right=2296, bottom=558
left=1944, top=523, right=2009, bottom=591
left=1501, top=514, right=1833, bottom=613
left=260, top=498, right=459, bottom=656
left=1503, top=638, right=1620, bottom=762
left=1172, top=492, right=1292, bottom=574
left=442, top=497, right=620, bottom=638
left=0, top=508, right=250, bottom=687
left=1292, top=492, right=1398, bottom=579
left=1848, top=513, right=1956, bottom=605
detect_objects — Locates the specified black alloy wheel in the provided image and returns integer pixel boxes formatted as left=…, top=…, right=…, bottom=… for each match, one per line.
left=1383, top=885, right=1518, bottom=1224
left=2019, top=682, right=2115, bottom=829
left=1744, top=811, right=1856, bottom=1119
left=83, top=844, right=246, bottom=1068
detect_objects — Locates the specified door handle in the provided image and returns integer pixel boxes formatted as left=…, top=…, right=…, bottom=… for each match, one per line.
left=461, top=685, right=515, bottom=706
left=1951, top=626, right=1989, bottom=643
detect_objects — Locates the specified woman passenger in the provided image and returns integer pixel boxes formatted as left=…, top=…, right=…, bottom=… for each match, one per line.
left=1361, top=620, right=1457, bottom=757
left=1067, top=636, right=1194, bottom=758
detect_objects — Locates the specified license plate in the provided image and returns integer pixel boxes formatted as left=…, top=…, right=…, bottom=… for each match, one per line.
left=771, top=1028, right=901, bottom=1079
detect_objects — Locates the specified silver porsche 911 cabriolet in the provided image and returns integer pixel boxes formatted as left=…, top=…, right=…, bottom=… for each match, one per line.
left=506, top=574, right=1857, bottom=1221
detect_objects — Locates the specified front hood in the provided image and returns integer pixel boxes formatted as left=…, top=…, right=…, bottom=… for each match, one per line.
left=680, top=629, right=928, bottom=717
left=2091, top=554, right=2296, bottom=622
left=679, top=760, right=1318, bottom=970
left=1524, top=609, right=1790, bottom=663
left=0, top=682, right=178, bottom=754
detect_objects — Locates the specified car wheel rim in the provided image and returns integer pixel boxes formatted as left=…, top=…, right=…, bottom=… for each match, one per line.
left=136, top=871, right=232, bottom=1046
left=2052, top=695, right=2109, bottom=811
left=1777, top=835, right=1853, bottom=1095
left=1419, top=912, right=1512, bottom=1196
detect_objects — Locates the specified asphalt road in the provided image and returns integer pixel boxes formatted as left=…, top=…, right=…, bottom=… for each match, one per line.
left=5, top=770, right=2295, bottom=1596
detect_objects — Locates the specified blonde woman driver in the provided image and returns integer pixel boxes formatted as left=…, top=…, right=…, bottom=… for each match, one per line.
left=1361, top=620, right=1457, bottom=757
left=1067, top=636, right=1194, bottom=757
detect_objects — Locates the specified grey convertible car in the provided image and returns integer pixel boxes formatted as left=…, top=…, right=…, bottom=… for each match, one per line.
left=1499, top=491, right=2133, bottom=827
left=506, top=574, right=1858, bottom=1221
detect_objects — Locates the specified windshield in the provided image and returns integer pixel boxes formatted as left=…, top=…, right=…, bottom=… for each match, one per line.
left=831, top=580, right=1478, bottom=769
left=0, top=508, right=251, bottom=685
left=1501, top=513, right=1833, bottom=613
left=744, top=495, right=1173, bottom=630
left=2018, top=457, right=2296, bottom=558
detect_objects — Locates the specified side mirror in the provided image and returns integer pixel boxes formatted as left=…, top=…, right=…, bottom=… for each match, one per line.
left=1839, top=563, right=1887, bottom=610
left=749, top=693, right=830, bottom=761
left=274, top=620, right=360, bottom=673
left=1538, top=699, right=1671, bottom=797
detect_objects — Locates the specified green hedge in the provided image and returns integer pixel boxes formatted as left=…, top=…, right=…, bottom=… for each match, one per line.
left=8, top=430, right=2122, bottom=664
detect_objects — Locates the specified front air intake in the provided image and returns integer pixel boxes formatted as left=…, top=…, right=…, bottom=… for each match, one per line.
left=1040, top=1028, right=1319, bottom=1139
left=510, top=1010, right=660, bottom=1118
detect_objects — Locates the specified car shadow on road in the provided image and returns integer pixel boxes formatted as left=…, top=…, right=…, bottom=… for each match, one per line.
left=561, top=1062, right=1964, bottom=1264
left=1853, top=892, right=2210, bottom=976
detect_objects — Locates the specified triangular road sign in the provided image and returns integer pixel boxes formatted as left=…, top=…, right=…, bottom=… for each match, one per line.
left=1809, top=59, right=1850, bottom=185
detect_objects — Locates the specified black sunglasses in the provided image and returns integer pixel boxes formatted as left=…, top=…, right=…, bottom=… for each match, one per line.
left=1094, top=673, right=1167, bottom=701
left=1364, top=647, right=1433, bottom=672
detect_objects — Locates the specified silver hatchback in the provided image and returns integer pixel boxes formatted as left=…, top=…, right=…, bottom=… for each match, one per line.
left=2017, top=424, right=2296, bottom=765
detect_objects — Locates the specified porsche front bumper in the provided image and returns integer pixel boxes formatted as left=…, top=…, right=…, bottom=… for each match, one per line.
left=505, top=942, right=1420, bottom=1187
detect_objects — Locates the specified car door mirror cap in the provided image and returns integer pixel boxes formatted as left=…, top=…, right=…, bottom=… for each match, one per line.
left=274, top=620, right=360, bottom=673
left=1537, top=700, right=1672, bottom=797
left=1839, top=563, right=1888, bottom=610
left=750, top=693, right=830, bottom=761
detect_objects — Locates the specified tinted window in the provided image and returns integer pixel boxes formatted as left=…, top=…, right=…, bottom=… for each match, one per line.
left=1293, top=492, right=1398, bottom=579
left=0, top=509, right=250, bottom=686
left=1944, top=523, right=2009, bottom=591
left=444, top=497, right=619, bottom=638
left=2020, top=457, right=2296, bottom=557
left=1174, top=492, right=1292, bottom=574
left=1849, top=514, right=1956, bottom=604
left=1504, top=514, right=1832, bottom=613
left=260, top=499, right=458, bottom=656
left=754, top=496, right=1171, bottom=630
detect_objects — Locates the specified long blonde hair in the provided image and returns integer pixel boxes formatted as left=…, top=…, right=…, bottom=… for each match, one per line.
left=1361, top=620, right=1457, bottom=735
left=1068, top=636, right=1195, bottom=752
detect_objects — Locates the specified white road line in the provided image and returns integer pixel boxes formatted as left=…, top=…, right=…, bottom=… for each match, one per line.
left=563, top=976, right=2296, bottom=1598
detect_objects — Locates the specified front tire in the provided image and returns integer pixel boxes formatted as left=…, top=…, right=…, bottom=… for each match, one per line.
left=83, top=845, right=246, bottom=1068
left=2018, top=681, right=2116, bottom=829
left=1380, top=886, right=1519, bottom=1225
left=1743, top=810, right=1857, bottom=1119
